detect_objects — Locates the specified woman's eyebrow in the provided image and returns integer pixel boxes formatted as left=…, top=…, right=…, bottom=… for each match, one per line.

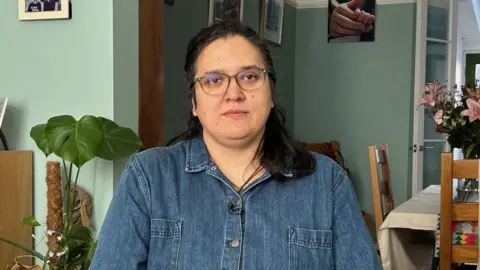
left=203, top=65, right=260, bottom=75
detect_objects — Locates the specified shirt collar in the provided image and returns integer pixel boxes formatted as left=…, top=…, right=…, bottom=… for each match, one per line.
left=184, top=136, right=294, bottom=178
left=185, top=137, right=210, bottom=172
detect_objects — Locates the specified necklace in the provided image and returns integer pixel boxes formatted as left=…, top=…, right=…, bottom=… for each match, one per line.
left=234, top=166, right=264, bottom=192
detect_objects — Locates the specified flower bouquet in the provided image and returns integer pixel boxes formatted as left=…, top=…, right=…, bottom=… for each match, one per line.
left=419, top=81, right=480, bottom=201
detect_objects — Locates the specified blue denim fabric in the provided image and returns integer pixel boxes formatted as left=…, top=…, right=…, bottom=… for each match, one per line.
left=90, top=137, right=381, bottom=269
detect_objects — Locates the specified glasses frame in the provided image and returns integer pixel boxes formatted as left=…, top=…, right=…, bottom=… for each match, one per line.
left=193, top=67, right=269, bottom=96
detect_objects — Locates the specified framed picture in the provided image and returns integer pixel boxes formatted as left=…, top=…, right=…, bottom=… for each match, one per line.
left=262, top=0, right=284, bottom=45
left=327, top=0, right=376, bottom=43
left=208, top=0, right=244, bottom=26
left=0, top=98, right=8, bottom=129
left=19, top=0, right=70, bottom=21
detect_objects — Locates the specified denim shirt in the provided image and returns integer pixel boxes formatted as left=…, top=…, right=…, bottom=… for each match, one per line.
left=91, top=137, right=381, bottom=269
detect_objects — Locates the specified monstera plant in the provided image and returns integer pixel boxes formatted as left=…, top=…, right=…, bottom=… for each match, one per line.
left=0, top=115, right=143, bottom=270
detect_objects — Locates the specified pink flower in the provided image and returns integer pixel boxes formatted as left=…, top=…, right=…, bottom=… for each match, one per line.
left=434, top=110, right=443, bottom=124
left=461, top=98, right=480, bottom=122
left=426, top=81, right=444, bottom=93
left=467, top=88, right=480, bottom=100
left=420, top=81, right=444, bottom=106
left=420, top=92, right=436, bottom=106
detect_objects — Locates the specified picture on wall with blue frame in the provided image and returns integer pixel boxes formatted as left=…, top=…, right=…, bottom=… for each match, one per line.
left=328, top=0, right=376, bottom=43
left=262, top=0, right=284, bottom=44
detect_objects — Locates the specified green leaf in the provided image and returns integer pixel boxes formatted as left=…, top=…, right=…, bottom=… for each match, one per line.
left=65, top=223, right=94, bottom=268
left=30, top=124, right=52, bottom=157
left=46, top=115, right=103, bottom=168
left=22, top=216, right=41, bottom=227
left=83, top=240, right=97, bottom=269
left=466, top=143, right=477, bottom=159
left=96, top=117, right=143, bottom=160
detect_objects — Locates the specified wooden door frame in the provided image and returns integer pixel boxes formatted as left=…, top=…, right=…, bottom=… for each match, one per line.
left=139, top=0, right=164, bottom=149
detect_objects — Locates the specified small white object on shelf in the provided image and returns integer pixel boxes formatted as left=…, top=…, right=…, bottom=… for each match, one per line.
left=0, top=97, right=7, bottom=128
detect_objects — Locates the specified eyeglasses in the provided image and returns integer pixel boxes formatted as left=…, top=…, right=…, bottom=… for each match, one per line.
left=194, top=67, right=269, bottom=96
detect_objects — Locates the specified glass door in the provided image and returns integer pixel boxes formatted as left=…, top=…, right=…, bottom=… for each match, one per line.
left=412, top=0, right=458, bottom=195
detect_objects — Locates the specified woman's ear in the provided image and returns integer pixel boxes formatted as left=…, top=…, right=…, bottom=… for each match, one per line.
left=192, top=99, right=198, bottom=117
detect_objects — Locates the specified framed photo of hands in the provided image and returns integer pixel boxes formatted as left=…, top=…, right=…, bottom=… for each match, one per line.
left=328, top=0, right=376, bottom=43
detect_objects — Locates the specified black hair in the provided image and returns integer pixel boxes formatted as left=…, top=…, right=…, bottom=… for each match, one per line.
left=166, top=20, right=315, bottom=180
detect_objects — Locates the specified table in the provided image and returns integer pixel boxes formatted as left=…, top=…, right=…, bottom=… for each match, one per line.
left=378, top=185, right=441, bottom=270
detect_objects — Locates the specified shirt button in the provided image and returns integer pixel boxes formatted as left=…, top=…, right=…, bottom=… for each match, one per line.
left=230, top=239, right=240, bottom=248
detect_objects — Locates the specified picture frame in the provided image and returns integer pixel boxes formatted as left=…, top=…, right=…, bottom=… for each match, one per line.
left=327, top=0, right=376, bottom=43
left=0, top=98, right=8, bottom=129
left=19, top=0, right=70, bottom=21
left=208, top=0, right=244, bottom=26
left=262, top=0, right=284, bottom=45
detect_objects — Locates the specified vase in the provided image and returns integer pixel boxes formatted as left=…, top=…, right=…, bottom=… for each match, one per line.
left=455, top=146, right=480, bottom=202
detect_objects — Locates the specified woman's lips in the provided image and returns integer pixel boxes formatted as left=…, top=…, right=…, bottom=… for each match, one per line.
left=224, top=110, right=248, bottom=119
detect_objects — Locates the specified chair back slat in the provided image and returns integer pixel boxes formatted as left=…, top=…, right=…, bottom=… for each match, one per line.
left=440, top=153, right=479, bottom=269
left=368, top=144, right=394, bottom=233
left=375, top=149, right=386, bottom=164
left=304, top=140, right=340, bottom=164
left=453, top=159, right=479, bottom=179
left=452, top=203, right=478, bottom=221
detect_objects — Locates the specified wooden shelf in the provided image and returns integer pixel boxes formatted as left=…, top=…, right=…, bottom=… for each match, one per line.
left=0, top=151, right=33, bottom=267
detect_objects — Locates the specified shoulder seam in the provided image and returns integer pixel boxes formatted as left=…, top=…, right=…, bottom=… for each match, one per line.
left=128, top=157, right=152, bottom=214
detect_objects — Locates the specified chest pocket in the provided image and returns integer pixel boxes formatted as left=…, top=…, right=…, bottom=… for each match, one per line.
left=150, top=218, right=182, bottom=270
left=288, top=227, right=333, bottom=270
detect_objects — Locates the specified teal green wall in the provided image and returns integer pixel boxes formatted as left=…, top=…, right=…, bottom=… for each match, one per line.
left=0, top=0, right=137, bottom=257
left=293, top=4, right=416, bottom=221
left=113, top=0, right=139, bottom=185
left=164, top=2, right=296, bottom=141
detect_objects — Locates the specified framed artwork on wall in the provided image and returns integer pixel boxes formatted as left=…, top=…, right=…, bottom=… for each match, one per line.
left=262, top=0, right=284, bottom=45
left=327, top=0, right=376, bottom=43
left=208, top=0, right=244, bottom=26
left=19, top=0, right=70, bottom=21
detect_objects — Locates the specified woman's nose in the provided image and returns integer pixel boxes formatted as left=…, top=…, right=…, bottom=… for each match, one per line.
left=224, top=78, right=245, bottom=101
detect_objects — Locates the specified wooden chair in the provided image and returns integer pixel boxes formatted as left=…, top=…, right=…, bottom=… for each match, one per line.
left=304, top=140, right=371, bottom=232
left=440, top=153, right=478, bottom=269
left=304, top=140, right=340, bottom=164
left=368, top=144, right=394, bottom=233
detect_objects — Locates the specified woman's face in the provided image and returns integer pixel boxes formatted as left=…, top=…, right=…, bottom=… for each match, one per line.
left=193, top=35, right=273, bottom=145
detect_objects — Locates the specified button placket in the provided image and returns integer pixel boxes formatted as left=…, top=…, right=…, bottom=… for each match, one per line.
left=221, top=193, right=243, bottom=269
left=230, top=239, right=240, bottom=248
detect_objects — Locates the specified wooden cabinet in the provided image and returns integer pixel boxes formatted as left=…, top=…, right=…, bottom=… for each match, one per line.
left=0, top=151, right=33, bottom=267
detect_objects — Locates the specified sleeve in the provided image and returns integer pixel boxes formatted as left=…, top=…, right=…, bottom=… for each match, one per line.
left=331, top=168, right=382, bottom=269
left=90, top=158, right=150, bottom=269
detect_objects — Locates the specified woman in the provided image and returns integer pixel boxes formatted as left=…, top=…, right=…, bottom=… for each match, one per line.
left=42, top=0, right=59, bottom=11
left=91, top=21, right=380, bottom=269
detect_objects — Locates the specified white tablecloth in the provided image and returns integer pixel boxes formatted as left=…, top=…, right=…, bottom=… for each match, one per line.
left=378, top=185, right=441, bottom=270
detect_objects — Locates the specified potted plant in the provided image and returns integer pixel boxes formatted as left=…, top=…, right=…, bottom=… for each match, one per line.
left=0, top=115, right=143, bottom=269
left=419, top=81, right=480, bottom=202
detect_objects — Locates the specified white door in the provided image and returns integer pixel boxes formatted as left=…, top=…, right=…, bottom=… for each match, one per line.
left=412, top=0, right=458, bottom=196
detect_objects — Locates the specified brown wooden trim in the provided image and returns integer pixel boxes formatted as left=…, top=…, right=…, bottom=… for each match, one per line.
left=452, top=203, right=479, bottom=221
left=440, top=153, right=453, bottom=268
left=452, top=245, right=478, bottom=263
left=139, top=0, right=164, bottom=149
left=453, top=159, right=479, bottom=179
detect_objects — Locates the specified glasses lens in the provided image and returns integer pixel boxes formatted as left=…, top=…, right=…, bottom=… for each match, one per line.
left=237, top=68, right=265, bottom=91
left=199, top=74, right=229, bottom=95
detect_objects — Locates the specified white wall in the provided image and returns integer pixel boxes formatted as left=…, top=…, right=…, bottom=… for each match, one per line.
left=460, top=0, right=480, bottom=51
